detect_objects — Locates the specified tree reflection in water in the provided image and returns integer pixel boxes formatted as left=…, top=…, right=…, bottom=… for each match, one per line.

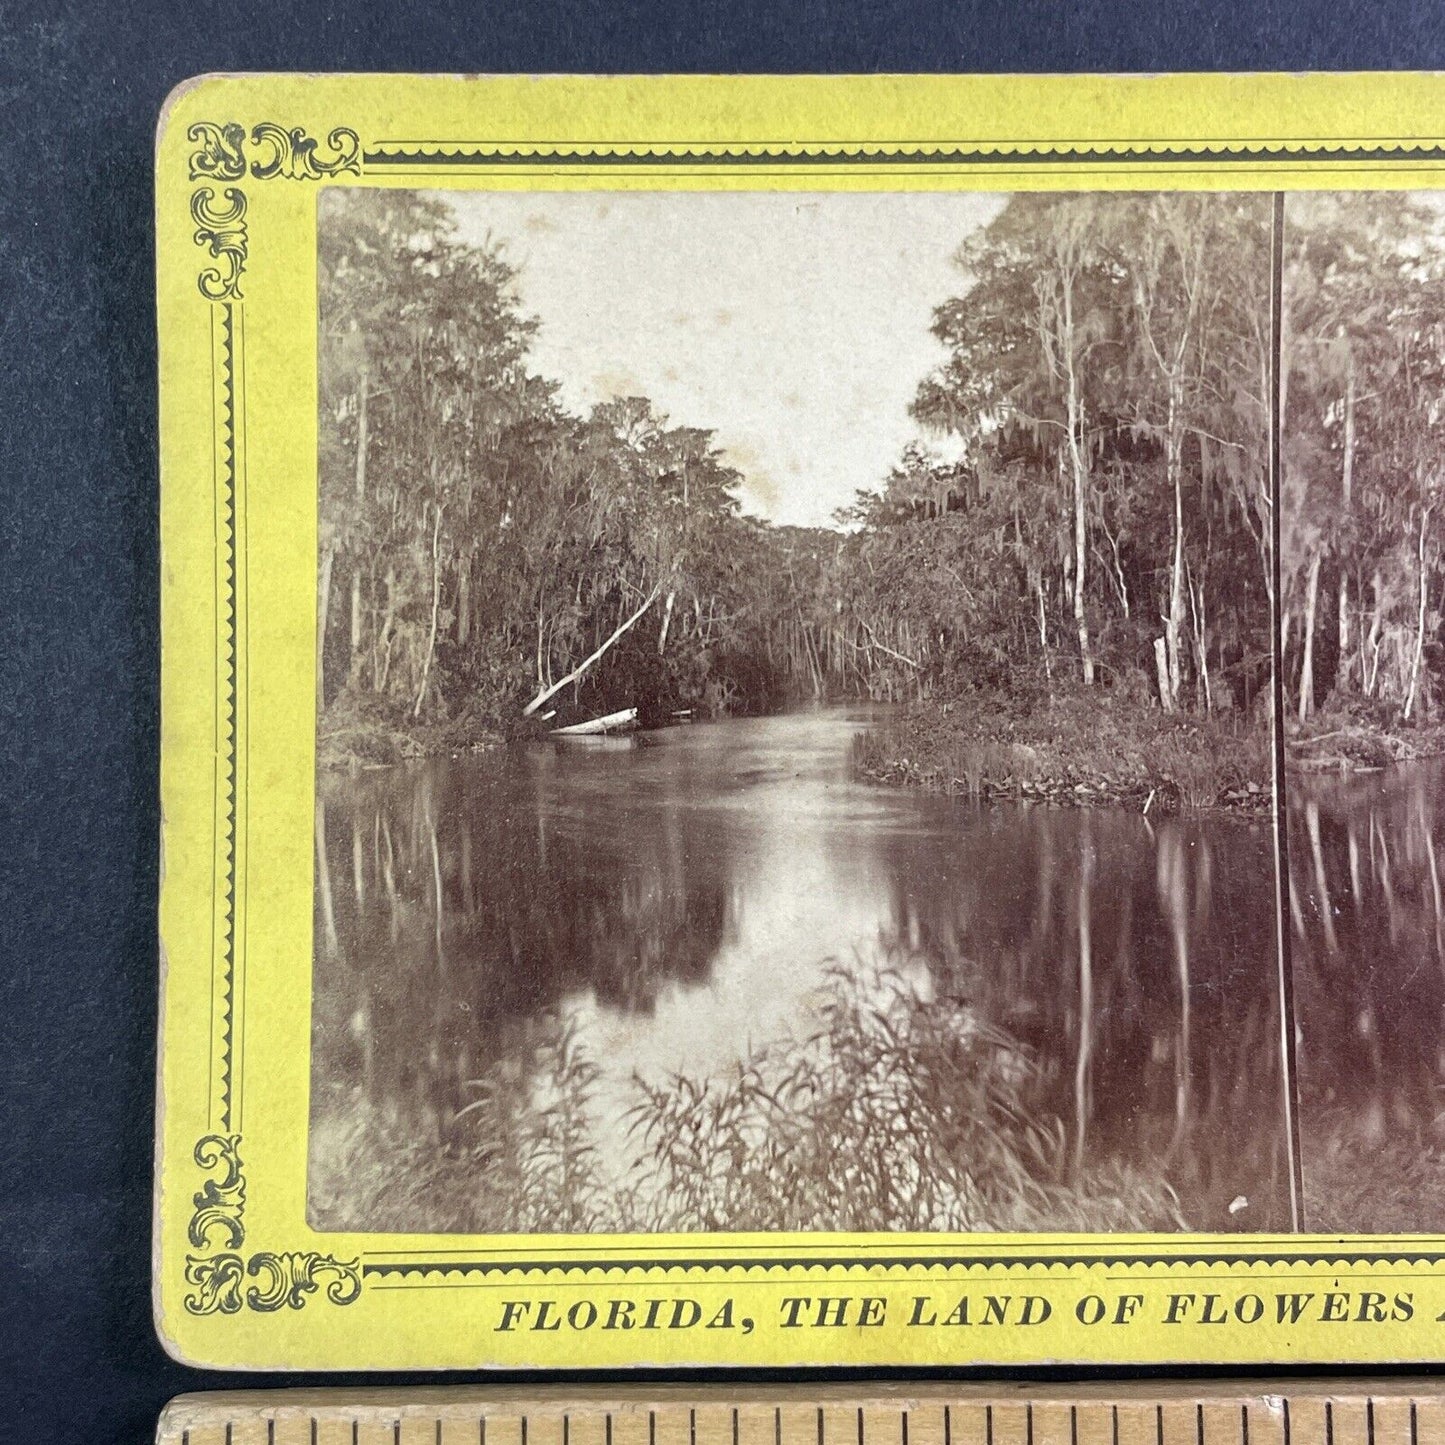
left=869, top=806, right=1290, bottom=1232
left=309, top=757, right=734, bottom=1233
left=310, top=722, right=1291, bottom=1234
left=1291, top=761, right=1445, bottom=1232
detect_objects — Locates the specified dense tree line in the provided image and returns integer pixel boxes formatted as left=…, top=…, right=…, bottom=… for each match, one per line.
left=318, top=189, right=791, bottom=731
left=1282, top=194, right=1445, bottom=722
left=830, top=193, right=1277, bottom=716
left=325, top=191, right=1433, bottom=732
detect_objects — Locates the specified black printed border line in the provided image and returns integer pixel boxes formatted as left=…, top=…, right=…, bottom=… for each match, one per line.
left=363, top=140, right=1445, bottom=168
left=182, top=120, right=365, bottom=1317
left=178, top=114, right=1445, bottom=1307
left=363, top=1249, right=1445, bottom=1281
left=216, top=300, right=240, bottom=1136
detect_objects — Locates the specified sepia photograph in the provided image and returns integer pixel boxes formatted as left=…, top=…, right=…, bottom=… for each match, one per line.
left=1281, top=193, right=1445, bottom=1233
left=306, top=187, right=1294, bottom=1237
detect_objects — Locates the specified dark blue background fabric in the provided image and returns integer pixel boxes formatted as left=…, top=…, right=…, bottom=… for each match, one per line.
left=5, top=4, right=1445, bottom=1440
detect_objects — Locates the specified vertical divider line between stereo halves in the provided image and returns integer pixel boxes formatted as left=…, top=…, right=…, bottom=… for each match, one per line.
left=1271, top=189, right=1305, bottom=1233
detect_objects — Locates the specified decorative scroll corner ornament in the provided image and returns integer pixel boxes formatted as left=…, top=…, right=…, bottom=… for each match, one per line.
left=250, top=123, right=361, bottom=180
left=184, top=118, right=361, bottom=302
left=246, top=1251, right=364, bottom=1311
left=187, top=120, right=247, bottom=181
left=183, top=1251, right=246, bottom=1315
left=182, top=1133, right=362, bottom=1316
left=188, top=1133, right=246, bottom=1249
left=183, top=1250, right=363, bottom=1315
left=191, top=186, right=247, bottom=302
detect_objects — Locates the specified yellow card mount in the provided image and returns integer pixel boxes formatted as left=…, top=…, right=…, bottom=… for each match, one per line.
left=157, top=72, right=1445, bottom=1370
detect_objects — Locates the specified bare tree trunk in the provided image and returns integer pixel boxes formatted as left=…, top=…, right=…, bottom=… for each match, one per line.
left=1036, top=575, right=1053, bottom=684
left=1298, top=550, right=1323, bottom=720
left=1305, top=798, right=1339, bottom=956
left=1365, top=571, right=1385, bottom=698
left=1158, top=826, right=1192, bottom=1161
left=317, top=544, right=335, bottom=715
left=456, top=551, right=471, bottom=646
left=1164, top=393, right=1186, bottom=708
left=1065, top=371, right=1095, bottom=685
left=1347, top=818, right=1363, bottom=911
left=315, top=795, right=338, bottom=958
left=1053, top=260, right=1095, bottom=687
left=801, top=618, right=824, bottom=698
left=1335, top=358, right=1356, bottom=697
left=1342, top=354, right=1355, bottom=507
left=1420, top=790, right=1445, bottom=970
left=348, top=572, right=364, bottom=688
left=523, top=581, right=663, bottom=717
left=374, top=566, right=396, bottom=694
left=412, top=502, right=444, bottom=720
left=1404, top=506, right=1432, bottom=721
left=1337, top=571, right=1353, bottom=694
left=1154, top=637, right=1174, bottom=713
left=658, top=588, right=676, bottom=654
left=347, top=366, right=369, bottom=690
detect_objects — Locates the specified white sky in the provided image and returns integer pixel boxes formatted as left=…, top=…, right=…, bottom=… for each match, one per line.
left=440, top=190, right=1004, bottom=529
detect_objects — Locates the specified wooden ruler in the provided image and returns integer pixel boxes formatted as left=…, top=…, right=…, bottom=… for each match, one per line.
left=158, top=1382, right=1445, bottom=1445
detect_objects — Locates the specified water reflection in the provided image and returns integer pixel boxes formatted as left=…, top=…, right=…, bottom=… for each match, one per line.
left=309, top=708, right=1289, bottom=1234
left=1290, top=761, right=1445, bottom=1232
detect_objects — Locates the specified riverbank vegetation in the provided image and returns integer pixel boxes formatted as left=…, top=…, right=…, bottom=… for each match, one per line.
left=310, top=966, right=1185, bottom=1234
left=1281, top=194, right=1445, bottom=771
left=318, top=189, right=807, bottom=766
left=852, top=688, right=1270, bottom=812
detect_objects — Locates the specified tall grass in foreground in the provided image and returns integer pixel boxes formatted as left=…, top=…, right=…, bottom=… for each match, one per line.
left=628, top=966, right=1184, bottom=1233
left=309, top=1016, right=618, bottom=1235
left=311, top=966, right=1185, bottom=1234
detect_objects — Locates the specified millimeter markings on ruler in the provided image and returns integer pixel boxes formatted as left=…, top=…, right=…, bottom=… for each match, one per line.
left=157, top=1380, right=1445, bottom=1445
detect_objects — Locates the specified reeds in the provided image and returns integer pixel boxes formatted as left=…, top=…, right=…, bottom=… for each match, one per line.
left=626, top=964, right=1183, bottom=1233
left=308, top=1015, right=612, bottom=1235
left=311, top=963, right=1185, bottom=1234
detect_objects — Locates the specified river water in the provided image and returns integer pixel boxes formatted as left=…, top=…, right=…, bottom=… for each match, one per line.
left=310, top=705, right=1295, bottom=1235
left=1290, top=759, right=1445, bottom=1233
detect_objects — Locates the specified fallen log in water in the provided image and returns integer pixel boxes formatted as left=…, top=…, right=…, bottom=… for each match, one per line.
left=550, top=706, right=640, bottom=737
